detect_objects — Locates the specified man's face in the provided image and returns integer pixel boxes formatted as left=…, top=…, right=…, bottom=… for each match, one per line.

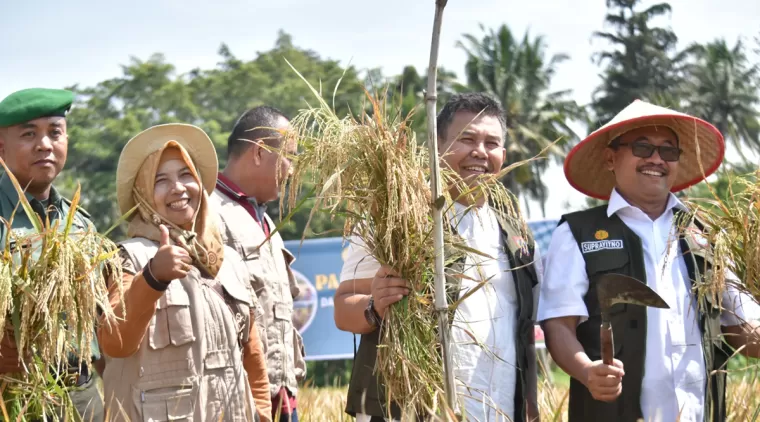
left=605, top=126, right=680, bottom=203
left=251, top=116, right=295, bottom=203
left=439, top=111, right=506, bottom=191
left=0, top=116, right=68, bottom=194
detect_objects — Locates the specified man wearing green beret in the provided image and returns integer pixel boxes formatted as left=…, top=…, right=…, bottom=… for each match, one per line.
left=0, top=88, right=104, bottom=421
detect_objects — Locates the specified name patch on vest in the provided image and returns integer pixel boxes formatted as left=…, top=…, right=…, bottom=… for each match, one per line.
left=581, top=239, right=623, bottom=253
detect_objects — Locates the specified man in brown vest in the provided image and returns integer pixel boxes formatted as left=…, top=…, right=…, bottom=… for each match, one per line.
left=539, top=100, right=760, bottom=422
left=337, top=93, right=542, bottom=422
left=209, top=106, right=305, bottom=422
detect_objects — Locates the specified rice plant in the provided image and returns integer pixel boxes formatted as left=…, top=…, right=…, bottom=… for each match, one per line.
left=297, top=370, right=760, bottom=422
left=279, top=61, right=540, bottom=419
left=678, top=169, right=760, bottom=310
left=0, top=157, right=124, bottom=421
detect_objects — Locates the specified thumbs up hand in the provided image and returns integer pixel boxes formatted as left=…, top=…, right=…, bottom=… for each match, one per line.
left=149, top=225, right=193, bottom=283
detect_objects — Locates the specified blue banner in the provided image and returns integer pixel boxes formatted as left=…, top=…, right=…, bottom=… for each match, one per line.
left=285, top=219, right=559, bottom=361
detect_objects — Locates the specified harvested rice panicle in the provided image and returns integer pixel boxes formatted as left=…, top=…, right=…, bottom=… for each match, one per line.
left=0, top=158, right=124, bottom=420
left=281, top=66, right=536, bottom=419
left=682, top=170, right=760, bottom=309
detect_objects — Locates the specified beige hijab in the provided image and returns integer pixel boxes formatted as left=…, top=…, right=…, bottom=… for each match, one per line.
left=127, top=140, right=224, bottom=277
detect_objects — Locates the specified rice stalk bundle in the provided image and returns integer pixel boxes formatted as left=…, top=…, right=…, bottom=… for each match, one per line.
left=680, top=169, right=760, bottom=308
left=0, top=158, right=124, bottom=421
left=280, top=64, right=537, bottom=419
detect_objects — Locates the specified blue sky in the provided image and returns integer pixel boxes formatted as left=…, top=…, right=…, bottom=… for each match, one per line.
left=1, top=0, right=757, bottom=218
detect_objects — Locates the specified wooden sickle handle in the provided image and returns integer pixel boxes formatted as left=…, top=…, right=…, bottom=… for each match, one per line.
left=600, top=323, right=614, bottom=366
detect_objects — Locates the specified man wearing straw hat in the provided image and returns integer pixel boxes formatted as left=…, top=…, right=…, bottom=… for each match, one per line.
left=539, top=99, right=760, bottom=422
left=0, top=88, right=104, bottom=420
left=336, top=92, right=542, bottom=422
left=210, top=105, right=306, bottom=422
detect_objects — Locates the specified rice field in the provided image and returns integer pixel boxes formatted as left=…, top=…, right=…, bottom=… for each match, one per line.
left=297, top=372, right=760, bottom=422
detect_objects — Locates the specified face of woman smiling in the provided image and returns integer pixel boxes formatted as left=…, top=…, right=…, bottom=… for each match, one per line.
left=152, top=148, right=201, bottom=229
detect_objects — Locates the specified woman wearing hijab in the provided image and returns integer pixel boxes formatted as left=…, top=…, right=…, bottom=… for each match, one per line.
left=97, top=123, right=271, bottom=422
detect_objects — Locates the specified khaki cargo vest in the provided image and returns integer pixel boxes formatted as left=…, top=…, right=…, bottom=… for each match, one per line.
left=102, top=237, right=258, bottom=422
left=561, top=206, right=729, bottom=422
left=209, top=189, right=306, bottom=397
left=344, top=211, right=540, bottom=421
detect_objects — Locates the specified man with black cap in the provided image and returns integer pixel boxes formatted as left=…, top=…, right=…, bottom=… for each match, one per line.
left=0, top=88, right=104, bottom=420
left=539, top=100, right=760, bottom=422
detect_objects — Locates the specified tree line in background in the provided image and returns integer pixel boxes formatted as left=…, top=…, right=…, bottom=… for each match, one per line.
left=57, top=0, right=759, bottom=242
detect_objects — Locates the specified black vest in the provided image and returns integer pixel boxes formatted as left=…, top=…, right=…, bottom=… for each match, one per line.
left=344, top=212, right=541, bottom=421
left=560, top=205, right=730, bottom=422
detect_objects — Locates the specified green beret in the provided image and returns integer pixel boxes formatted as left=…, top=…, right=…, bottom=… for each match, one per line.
left=0, top=88, right=74, bottom=128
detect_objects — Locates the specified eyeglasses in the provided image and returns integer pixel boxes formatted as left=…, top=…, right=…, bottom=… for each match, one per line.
left=615, top=142, right=682, bottom=162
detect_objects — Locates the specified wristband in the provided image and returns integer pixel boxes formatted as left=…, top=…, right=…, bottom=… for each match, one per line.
left=143, top=259, right=170, bottom=291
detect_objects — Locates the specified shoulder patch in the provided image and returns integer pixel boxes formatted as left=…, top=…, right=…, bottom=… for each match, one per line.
left=510, top=235, right=529, bottom=255
left=10, top=228, right=27, bottom=238
left=686, top=225, right=709, bottom=249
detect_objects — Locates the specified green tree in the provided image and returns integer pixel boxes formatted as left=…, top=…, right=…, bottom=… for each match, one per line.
left=361, top=65, right=465, bottom=137
left=457, top=23, right=584, bottom=217
left=683, top=163, right=757, bottom=211
left=590, top=0, right=694, bottom=126
left=62, top=32, right=368, bottom=241
left=683, top=39, right=760, bottom=159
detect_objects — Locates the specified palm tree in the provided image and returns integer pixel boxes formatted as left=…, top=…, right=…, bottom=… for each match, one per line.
left=590, top=0, right=695, bottom=126
left=683, top=39, right=760, bottom=160
left=457, top=24, right=584, bottom=217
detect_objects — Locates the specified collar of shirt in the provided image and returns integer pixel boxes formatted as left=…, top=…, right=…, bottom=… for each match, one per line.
left=0, top=172, right=64, bottom=219
left=216, top=173, right=271, bottom=237
left=447, top=201, right=493, bottom=230
left=216, top=173, right=268, bottom=219
left=606, top=187, right=687, bottom=219
left=450, top=201, right=491, bottom=218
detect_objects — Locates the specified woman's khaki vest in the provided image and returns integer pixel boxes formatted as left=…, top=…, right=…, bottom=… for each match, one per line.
left=102, top=237, right=258, bottom=422
left=210, top=189, right=307, bottom=397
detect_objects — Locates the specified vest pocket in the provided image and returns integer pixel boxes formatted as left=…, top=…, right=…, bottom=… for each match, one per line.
left=241, top=242, right=261, bottom=261
left=240, top=243, right=266, bottom=297
left=149, top=285, right=195, bottom=349
left=273, top=302, right=292, bottom=322
left=204, top=350, right=234, bottom=370
left=131, top=379, right=197, bottom=421
left=204, top=368, right=252, bottom=422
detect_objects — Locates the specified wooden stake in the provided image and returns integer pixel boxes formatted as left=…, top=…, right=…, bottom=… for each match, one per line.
left=425, top=0, right=456, bottom=416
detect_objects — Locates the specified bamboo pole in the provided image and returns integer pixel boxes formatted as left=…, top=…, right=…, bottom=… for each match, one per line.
left=425, top=0, right=455, bottom=414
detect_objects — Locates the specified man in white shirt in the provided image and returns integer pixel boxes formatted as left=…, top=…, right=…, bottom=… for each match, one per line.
left=335, top=93, right=542, bottom=422
left=539, top=100, right=760, bottom=422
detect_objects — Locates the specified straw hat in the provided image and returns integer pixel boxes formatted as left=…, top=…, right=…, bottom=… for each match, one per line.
left=564, top=99, right=725, bottom=200
left=116, top=123, right=218, bottom=215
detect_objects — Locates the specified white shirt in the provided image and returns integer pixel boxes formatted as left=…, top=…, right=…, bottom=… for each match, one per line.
left=341, top=203, right=543, bottom=421
left=538, top=189, right=754, bottom=422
